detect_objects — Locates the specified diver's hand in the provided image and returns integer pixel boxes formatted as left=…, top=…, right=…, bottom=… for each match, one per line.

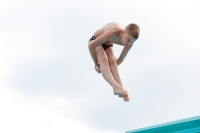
left=94, top=63, right=101, bottom=73
left=116, top=58, right=122, bottom=66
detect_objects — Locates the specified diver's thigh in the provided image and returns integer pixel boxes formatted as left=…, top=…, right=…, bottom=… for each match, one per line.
left=105, top=47, right=116, bottom=63
left=95, top=45, right=108, bottom=63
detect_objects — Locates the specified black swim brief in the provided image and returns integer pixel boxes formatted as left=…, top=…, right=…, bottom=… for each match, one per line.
left=89, top=36, right=113, bottom=50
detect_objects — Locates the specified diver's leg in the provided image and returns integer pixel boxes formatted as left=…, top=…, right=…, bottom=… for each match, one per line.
left=105, top=47, right=129, bottom=101
left=95, top=45, right=126, bottom=96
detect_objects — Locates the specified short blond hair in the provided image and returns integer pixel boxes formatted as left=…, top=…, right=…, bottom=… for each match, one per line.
left=125, top=23, right=140, bottom=39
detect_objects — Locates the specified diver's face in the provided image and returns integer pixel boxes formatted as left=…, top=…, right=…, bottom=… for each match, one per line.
left=122, top=33, right=137, bottom=47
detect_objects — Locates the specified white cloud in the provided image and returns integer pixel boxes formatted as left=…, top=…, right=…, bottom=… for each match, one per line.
left=0, top=85, right=114, bottom=133
left=0, top=0, right=200, bottom=132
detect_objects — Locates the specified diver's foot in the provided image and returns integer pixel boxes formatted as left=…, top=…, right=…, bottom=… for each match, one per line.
left=113, top=85, right=123, bottom=96
left=113, top=85, right=129, bottom=99
left=123, top=95, right=130, bottom=102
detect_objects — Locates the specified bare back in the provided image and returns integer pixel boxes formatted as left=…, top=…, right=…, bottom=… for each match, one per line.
left=93, top=22, right=124, bottom=45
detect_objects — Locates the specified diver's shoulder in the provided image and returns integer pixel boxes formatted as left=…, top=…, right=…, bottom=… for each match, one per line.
left=105, top=22, right=121, bottom=29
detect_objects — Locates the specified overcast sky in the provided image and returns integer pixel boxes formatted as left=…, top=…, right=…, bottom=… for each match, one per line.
left=0, top=0, right=200, bottom=133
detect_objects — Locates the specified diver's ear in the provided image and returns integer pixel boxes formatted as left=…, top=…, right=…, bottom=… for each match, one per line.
left=120, top=30, right=125, bottom=36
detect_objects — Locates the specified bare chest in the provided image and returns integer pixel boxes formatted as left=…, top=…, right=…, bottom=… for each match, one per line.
left=106, top=34, right=123, bottom=46
left=93, top=29, right=123, bottom=46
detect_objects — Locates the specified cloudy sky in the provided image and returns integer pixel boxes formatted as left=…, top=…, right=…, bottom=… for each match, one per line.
left=0, top=0, right=200, bottom=133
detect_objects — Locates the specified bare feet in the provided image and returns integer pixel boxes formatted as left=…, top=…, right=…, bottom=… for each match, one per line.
left=123, top=95, right=130, bottom=102
left=120, top=90, right=130, bottom=102
left=113, top=85, right=130, bottom=101
left=113, top=84, right=123, bottom=95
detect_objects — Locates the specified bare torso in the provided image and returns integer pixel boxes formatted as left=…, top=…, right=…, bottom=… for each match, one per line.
left=93, top=22, right=124, bottom=46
